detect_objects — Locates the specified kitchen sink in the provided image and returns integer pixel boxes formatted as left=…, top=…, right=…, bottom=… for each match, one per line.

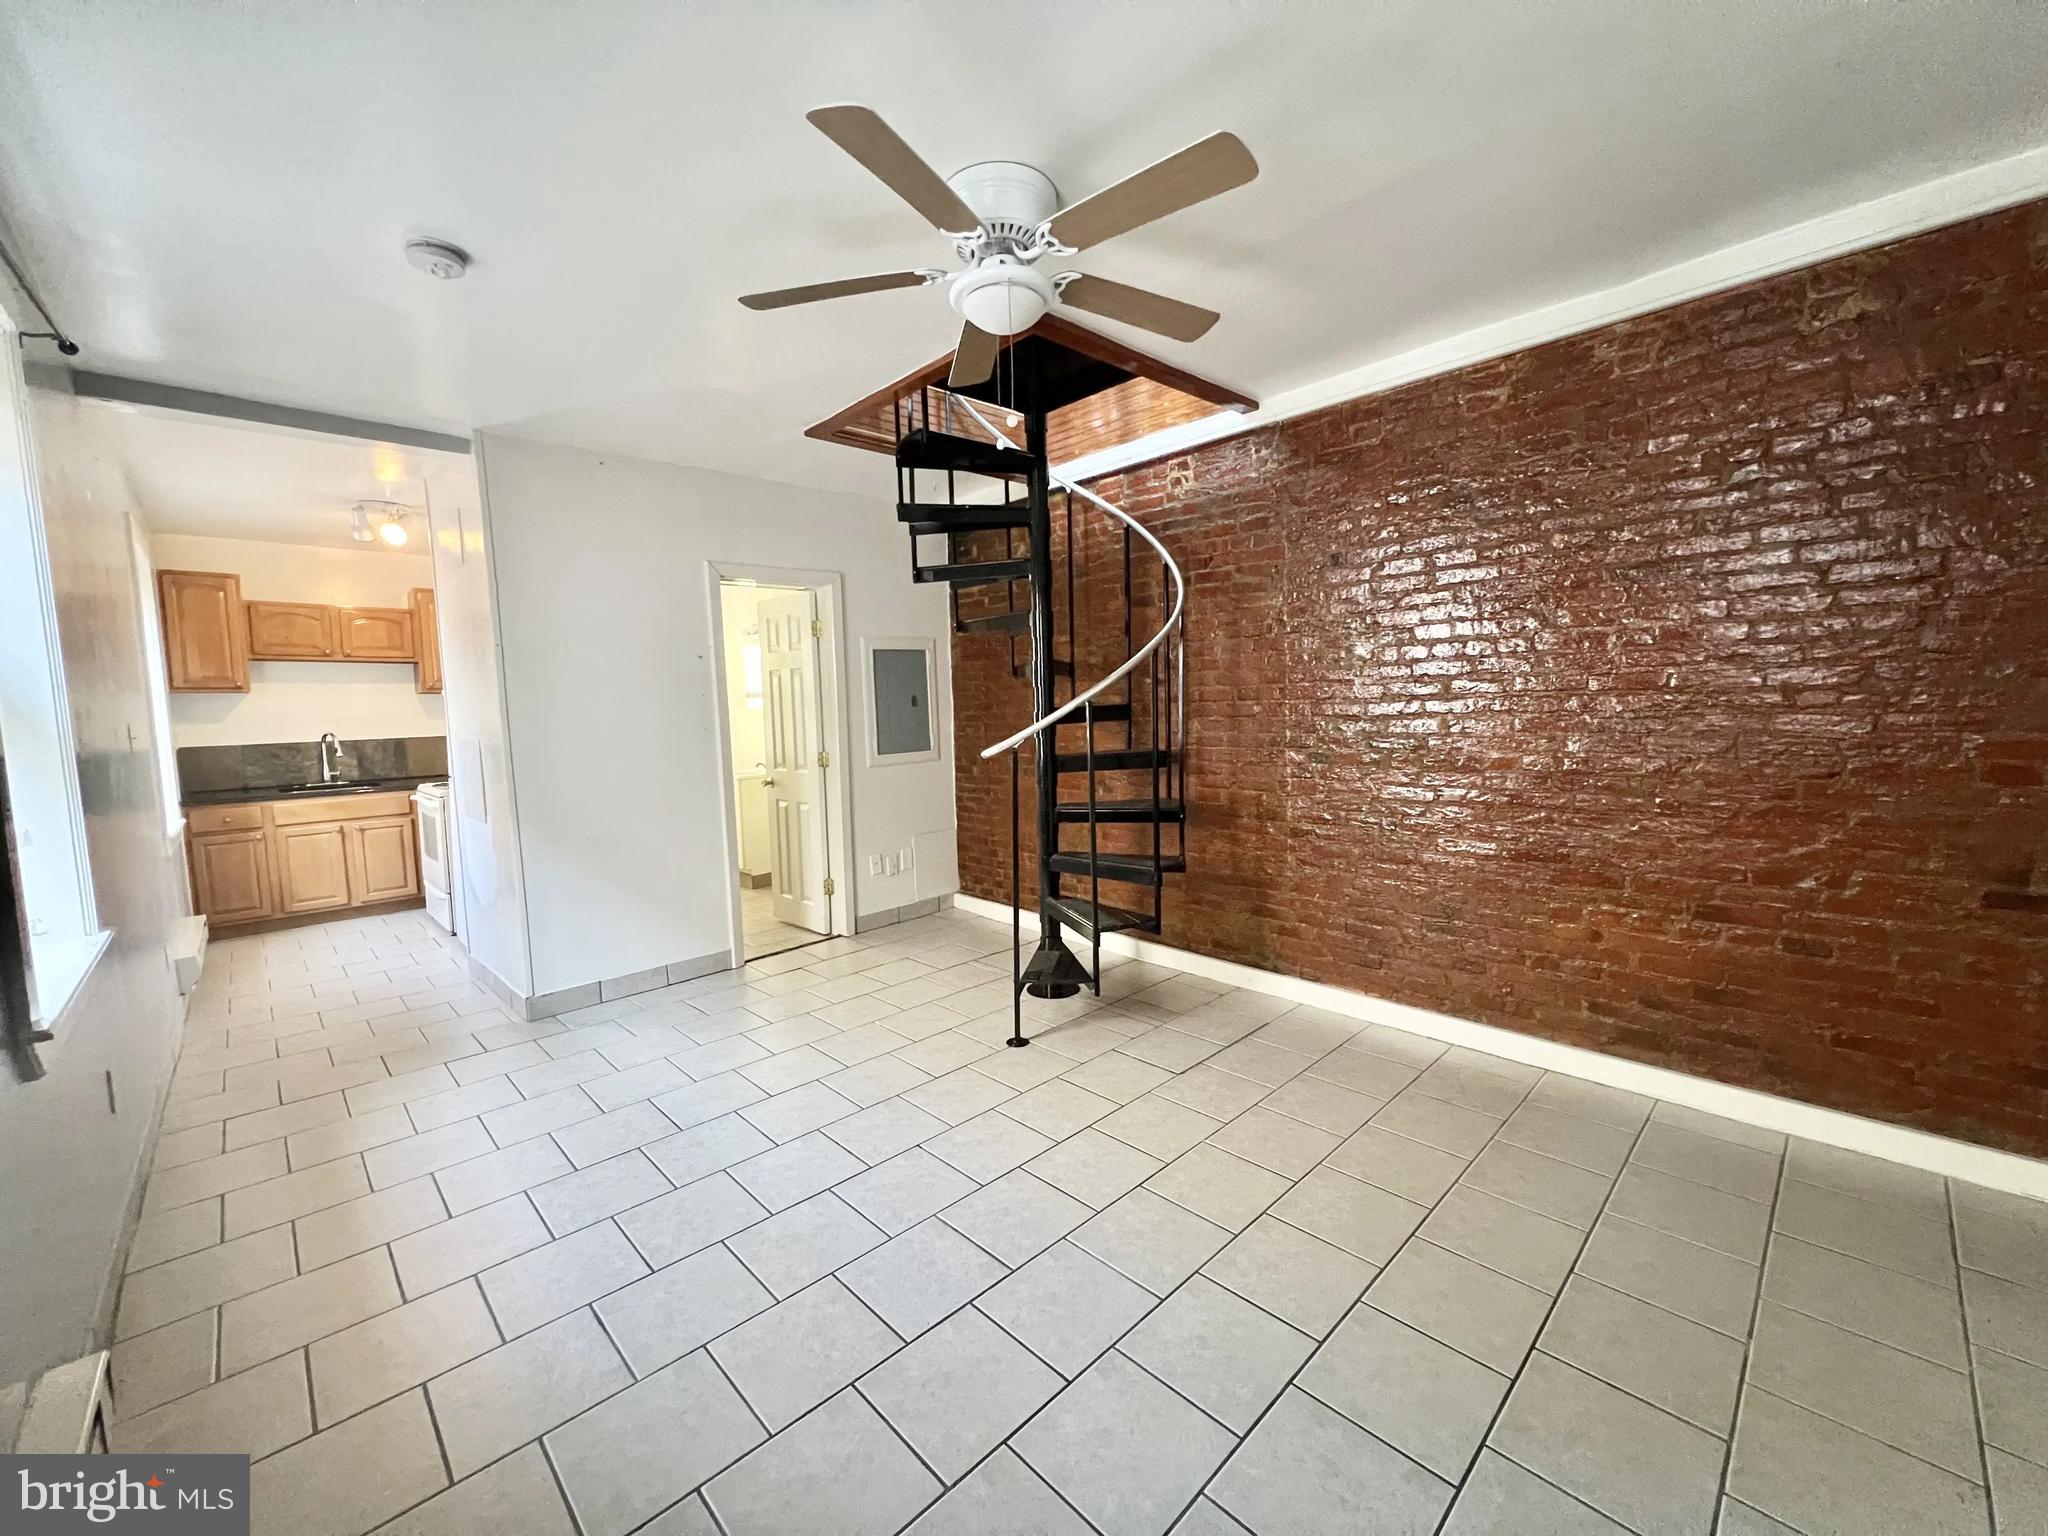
left=273, top=781, right=388, bottom=795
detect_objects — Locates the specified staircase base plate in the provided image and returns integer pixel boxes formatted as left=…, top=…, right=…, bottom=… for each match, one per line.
left=1021, top=936, right=1093, bottom=1000
left=1024, top=980, right=1084, bottom=1000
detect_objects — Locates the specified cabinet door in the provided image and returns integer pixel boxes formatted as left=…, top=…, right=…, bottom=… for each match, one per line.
left=345, top=817, right=420, bottom=904
left=410, top=588, right=443, bottom=693
left=190, top=830, right=271, bottom=924
left=159, top=571, right=249, bottom=691
left=272, top=823, right=352, bottom=914
left=338, top=607, right=417, bottom=660
left=247, top=601, right=338, bottom=658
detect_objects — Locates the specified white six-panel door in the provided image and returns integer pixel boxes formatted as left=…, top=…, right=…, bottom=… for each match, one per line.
left=757, top=590, right=830, bottom=932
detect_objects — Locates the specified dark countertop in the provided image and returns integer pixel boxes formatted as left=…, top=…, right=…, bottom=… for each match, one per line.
left=183, top=775, right=442, bottom=808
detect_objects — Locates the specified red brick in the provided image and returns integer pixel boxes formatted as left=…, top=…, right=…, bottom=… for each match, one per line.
left=948, top=200, right=2048, bottom=1156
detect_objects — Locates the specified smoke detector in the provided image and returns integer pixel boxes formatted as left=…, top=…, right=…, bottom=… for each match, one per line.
left=404, top=239, right=469, bottom=280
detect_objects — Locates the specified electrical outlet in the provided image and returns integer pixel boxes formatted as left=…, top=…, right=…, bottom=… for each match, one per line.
left=867, top=854, right=884, bottom=876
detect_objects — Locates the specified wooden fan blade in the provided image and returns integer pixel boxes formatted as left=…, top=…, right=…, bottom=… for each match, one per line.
left=738, top=272, right=928, bottom=310
left=1058, top=274, right=1219, bottom=343
left=949, top=321, right=1000, bottom=388
left=807, top=105, right=982, bottom=234
left=1047, top=131, right=1258, bottom=252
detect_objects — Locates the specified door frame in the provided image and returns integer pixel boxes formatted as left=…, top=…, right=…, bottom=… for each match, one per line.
left=704, top=562, right=857, bottom=962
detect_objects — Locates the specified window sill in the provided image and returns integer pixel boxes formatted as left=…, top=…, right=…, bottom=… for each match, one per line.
left=28, top=928, right=115, bottom=1054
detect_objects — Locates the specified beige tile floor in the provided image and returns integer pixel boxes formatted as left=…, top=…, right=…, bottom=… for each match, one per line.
left=114, top=905, right=2047, bottom=1535
left=741, top=884, right=826, bottom=961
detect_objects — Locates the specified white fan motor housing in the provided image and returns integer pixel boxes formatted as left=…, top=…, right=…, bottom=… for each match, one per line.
left=946, top=161, right=1059, bottom=245
left=949, top=260, right=1055, bottom=337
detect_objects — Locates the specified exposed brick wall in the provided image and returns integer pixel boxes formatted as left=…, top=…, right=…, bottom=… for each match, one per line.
left=951, top=201, right=2048, bottom=1156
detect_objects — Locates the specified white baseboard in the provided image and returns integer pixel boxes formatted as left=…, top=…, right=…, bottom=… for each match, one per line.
left=953, top=894, right=2047, bottom=1201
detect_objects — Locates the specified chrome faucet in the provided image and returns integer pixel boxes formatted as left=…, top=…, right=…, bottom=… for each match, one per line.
left=319, top=733, right=341, bottom=784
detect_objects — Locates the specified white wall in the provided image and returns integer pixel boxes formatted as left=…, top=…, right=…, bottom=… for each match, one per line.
left=423, top=451, right=531, bottom=998
left=149, top=533, right=444, bottom=747
left=1, top=366, right=190, bottom=1389
left=477, top=433, right=959, bottom=996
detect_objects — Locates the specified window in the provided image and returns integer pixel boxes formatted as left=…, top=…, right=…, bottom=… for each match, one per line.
left=0, top=322, right=104, bottom=1061
left=864, top=637, right=939, bottom=765
left=742, top=640, right=764, bottom=709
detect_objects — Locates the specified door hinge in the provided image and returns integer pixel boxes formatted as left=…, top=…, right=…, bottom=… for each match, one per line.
left=810, top=617, right=823, bottom=638
left=817, top=749, right=830, bottom=768
left=822, top=876, right=835, bottom=897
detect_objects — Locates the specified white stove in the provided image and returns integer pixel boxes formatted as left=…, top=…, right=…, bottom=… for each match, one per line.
left=412, top=780, right=455, bottom=934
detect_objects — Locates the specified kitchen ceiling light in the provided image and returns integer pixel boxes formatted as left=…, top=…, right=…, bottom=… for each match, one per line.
left=352, top=499, right=412, bottom=547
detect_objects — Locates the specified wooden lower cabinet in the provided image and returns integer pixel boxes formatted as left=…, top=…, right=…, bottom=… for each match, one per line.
left=186, top=790, right=423, bottom=928
left=345, top=818, right=420, bottom=904
left=273, top=823, right=353, bottom=914
left=188, top=829, right=273, bottom=924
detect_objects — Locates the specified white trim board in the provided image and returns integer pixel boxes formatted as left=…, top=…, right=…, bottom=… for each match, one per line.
left=1053, top=141, right=2048, bottom=490
left=954, top=893, right=2048, bottom=1201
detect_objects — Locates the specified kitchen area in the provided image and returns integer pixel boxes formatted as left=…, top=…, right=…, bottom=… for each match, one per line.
left=117, top=404, right=464, bottom=938
left=160, top=549, right=452, bottom=935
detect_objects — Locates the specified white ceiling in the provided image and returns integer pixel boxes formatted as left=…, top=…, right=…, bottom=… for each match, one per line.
left=87, top=399, right=462, bottom=551
left=4, top=1, right=2046, bottom=497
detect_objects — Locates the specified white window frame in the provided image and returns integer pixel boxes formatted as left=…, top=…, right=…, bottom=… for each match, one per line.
left=0, top=315, right=106, bottom=1038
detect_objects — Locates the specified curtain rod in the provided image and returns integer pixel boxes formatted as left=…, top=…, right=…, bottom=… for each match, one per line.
left=0, top=234, right=79, bottom=355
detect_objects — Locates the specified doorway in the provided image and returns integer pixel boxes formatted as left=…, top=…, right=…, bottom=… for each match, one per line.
left=717, top=578, right=837, bottom=960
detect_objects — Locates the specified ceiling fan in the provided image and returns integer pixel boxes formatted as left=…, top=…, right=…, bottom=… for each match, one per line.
left=739, top=106, right=1258, bottom=389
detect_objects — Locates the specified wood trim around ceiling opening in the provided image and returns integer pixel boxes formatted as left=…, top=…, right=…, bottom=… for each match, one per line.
left=803, top=314, right=1256, bottom=456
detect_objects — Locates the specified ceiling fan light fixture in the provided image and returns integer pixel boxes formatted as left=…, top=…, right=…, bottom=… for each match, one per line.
left=738, top=108, right=1257, bottom=357
left=377, top=515, right=409, bottom=547
left=949, top=261, right=1053, bottom=338
left=349, top=505, right=375, bottom=543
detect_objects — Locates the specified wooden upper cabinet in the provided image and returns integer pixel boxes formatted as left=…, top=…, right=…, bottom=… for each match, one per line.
left=158, top=570, right=250, bottom=691
left=410, top=588, right=443, bottom=694
left=247, top=600, right=339, bottom=659
left=338, top=606, right=417, bottom=660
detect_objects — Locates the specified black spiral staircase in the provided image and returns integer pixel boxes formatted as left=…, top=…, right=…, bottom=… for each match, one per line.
left=889, top=366, right=1186, bottom=1047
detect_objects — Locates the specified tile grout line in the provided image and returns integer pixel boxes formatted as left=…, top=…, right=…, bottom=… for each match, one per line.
left=1169, top=1066, right=1550, bottom=1532
left=534, top=1438, right=588, bottom=1536
left=1422, top=1085, right=1653, bottom=1536
left=1950, top=1178, right=2000, bottom=1534
left=1714, top=1138, right=1786, bottom=1535
left=413, top=1305, right=459, bottom=1494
